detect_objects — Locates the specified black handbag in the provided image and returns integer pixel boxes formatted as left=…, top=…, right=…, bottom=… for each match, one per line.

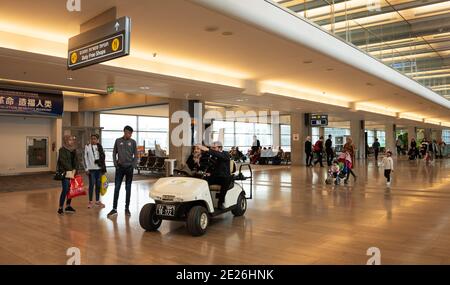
left=53, top=159, right=65, bottom=181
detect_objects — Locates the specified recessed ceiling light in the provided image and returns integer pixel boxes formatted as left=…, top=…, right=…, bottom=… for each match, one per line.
left=366, top=82, right=374, bottom=86
left=326, top=68, right=334, bottom=71
left=303, top=60, right=313, bottom=64
left=196, top=94, right=201, bottom=97
left=205, top=26, right=219, bottom=32
left=140, top=86, right=150, bottom=90
left=67, top=77, right=73, bottom=80
left=222, top=31, right=233, bottom=36
left=236, top=99, right=244, bottom=102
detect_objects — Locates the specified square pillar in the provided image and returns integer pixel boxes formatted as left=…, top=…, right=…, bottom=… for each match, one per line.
left=50, top=118, right=63, bottom=171
left=291, top=113, right=309, bottom=165
left=350, top=120, right=365, bottom=159
left=385, top=123, right=395, bottom=155
left=169, top=98, right=192, bottom=168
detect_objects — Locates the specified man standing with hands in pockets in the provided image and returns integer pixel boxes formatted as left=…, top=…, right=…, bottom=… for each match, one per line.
left=107, top=126, right=138, bottom=218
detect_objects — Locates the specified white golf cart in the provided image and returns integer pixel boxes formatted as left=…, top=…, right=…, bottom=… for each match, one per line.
left=139, top=161, right=253, bottom=236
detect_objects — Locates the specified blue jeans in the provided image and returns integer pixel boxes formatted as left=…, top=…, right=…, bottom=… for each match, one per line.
left=88, top=169, right=101, bottom=202
left=112, top=166, right=134, bottom=210
left=59, top=178, right=72, bottom=208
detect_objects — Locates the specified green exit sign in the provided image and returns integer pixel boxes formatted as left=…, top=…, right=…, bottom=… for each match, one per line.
left=107, top=86, right=115, bottom=94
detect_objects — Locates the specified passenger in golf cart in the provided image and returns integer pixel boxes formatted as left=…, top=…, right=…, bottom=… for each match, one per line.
left=197, top=142, right=232, bottom=210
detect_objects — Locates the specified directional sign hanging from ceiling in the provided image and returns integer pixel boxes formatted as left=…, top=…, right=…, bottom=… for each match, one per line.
left=67, top=16, right=131, bottom=70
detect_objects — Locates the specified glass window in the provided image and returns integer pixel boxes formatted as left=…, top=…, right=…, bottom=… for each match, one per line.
left=212, top=120, right=234, bottom=133
left=258, top=134, right=272, bottom=146
left=102, top=131, right=123, bottom=149
left=235, top=134, right=254, bottom=147
left=255, top=123, right=271, bottom=135
left=138, top=132, right=168, bottom=150
left=376, top=131, right=386, bottom=147
left=366, top=130, right=375, bottom=146
left=443, top=130, right=450, bottom=144
left=100, top=114, right=169, bottom=164
left=138, top=117, right=168, bottom=132
left=100, top=114, right=137, bottom=131
left=281, top=134, right=291, bottom=146
left=280, top=125, right=291, bottom=135
left=235, top=122, right=254, bottom=134
left=280, top=124, right=291, bottom=152
left=312, top=127, right=320, bottom=144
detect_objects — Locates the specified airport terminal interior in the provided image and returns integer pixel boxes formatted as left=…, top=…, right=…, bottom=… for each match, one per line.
left=0, top=0, right=450, bottom=265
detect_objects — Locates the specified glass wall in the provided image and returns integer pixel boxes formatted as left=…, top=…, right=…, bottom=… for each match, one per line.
left=311, top=127, right=320, bottom=144
left=443, top=130, right=450, bottom=144
left=367, top=130, right=375, bottom=146
left=275, top=0, right=450, bottom=99
left=375, top=130, right=386, bottom=147
left=280, top=124, right=291, bottom=151
left=100, top=114, right=169, bottom=166
left=211, top=120, right=273, bottom=152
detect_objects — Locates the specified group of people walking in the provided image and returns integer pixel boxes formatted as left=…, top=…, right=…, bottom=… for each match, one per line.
left=305, top=135, right=357, bottom=184
left=57, top=126, right=138, bottom=217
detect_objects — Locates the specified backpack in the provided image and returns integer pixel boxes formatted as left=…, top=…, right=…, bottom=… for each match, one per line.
left=313, top=142, right=321, bottom=153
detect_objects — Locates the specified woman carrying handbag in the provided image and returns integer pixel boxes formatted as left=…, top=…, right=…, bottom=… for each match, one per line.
left=57, top=135, right=79, bottom=215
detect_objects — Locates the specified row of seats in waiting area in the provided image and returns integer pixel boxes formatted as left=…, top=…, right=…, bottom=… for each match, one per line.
left=136, top=148, right=168, bottom=173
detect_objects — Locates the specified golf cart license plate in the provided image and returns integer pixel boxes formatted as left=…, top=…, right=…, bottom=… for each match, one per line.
left=156, top=204, right=176, bottom=216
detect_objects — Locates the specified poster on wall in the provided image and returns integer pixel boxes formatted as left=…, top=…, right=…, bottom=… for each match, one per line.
left=0, top=86, right=64, bottom=117
left=27, top=137, right=48, bottom=168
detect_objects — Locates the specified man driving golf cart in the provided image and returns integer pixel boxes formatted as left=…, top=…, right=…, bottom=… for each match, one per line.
left=139, top=141, right=252, bottom=236
left=197, top=142, right=231, bottom=210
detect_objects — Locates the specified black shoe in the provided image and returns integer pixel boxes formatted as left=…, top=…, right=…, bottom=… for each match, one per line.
left=125, top=209, right=131, bottom=217
left=57, top=208, right=64, bottom=215
left=107, top=209, right=118, bottom=217
left=65, top=206, right=76, bottom=213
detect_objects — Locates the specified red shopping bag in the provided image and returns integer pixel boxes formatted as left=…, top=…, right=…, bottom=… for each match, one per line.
left=68, top=175, right=87, bottom=199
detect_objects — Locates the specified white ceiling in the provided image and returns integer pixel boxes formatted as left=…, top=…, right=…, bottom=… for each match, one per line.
left=0, top=0, right=448, bottom=128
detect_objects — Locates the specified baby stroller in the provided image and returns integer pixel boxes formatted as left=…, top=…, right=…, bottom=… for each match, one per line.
left=325, top=168, right=337, bottom=185
left=325, top=156, right=348, bottom=185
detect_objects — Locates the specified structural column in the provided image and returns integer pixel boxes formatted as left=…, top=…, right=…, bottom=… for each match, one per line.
left=319, top=127, right=325, bottom=139
left=425, top=128, right=432, bottom=140
left=169, top=98, right=192, bottom=168
left=350, top=120, right=365, bottom=159
left=385, top=123, right=396, bottom=155
left=290, top=113, right=310, bottom=165
left=433, top=129, right=443, bottom=142
left=50, top=118, right=63, bottom=171
left=271, top=117, right=280, bottom=149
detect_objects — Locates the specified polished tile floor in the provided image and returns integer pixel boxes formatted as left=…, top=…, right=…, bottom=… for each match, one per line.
left=0, top=158, right=449, bottom=264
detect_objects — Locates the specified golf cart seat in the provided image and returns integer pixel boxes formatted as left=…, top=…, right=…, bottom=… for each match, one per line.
left=209, top=160, right=237, bottom=192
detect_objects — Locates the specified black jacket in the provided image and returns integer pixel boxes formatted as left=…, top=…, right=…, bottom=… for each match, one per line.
left=305, top=141, right=312, bottom=154
left=325, top=139, right=333, bottom=151
left=186, top=153, right=209, bottom=172
left=97, top=144, right=107, bottom=173
left=207, top=150, right=230, bottom=178
left=58, top=147, right=77, bottom=172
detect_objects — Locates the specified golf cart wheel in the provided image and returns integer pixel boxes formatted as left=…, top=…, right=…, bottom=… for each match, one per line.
left=186, top=206, right=209, bottom=236
left=232, top=193, right=247, bottom=217
left=139, top=203, right=162, bottom=231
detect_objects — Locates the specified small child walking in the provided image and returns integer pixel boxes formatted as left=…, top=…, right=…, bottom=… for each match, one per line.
left=381, top=151, right=394, bottom=186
